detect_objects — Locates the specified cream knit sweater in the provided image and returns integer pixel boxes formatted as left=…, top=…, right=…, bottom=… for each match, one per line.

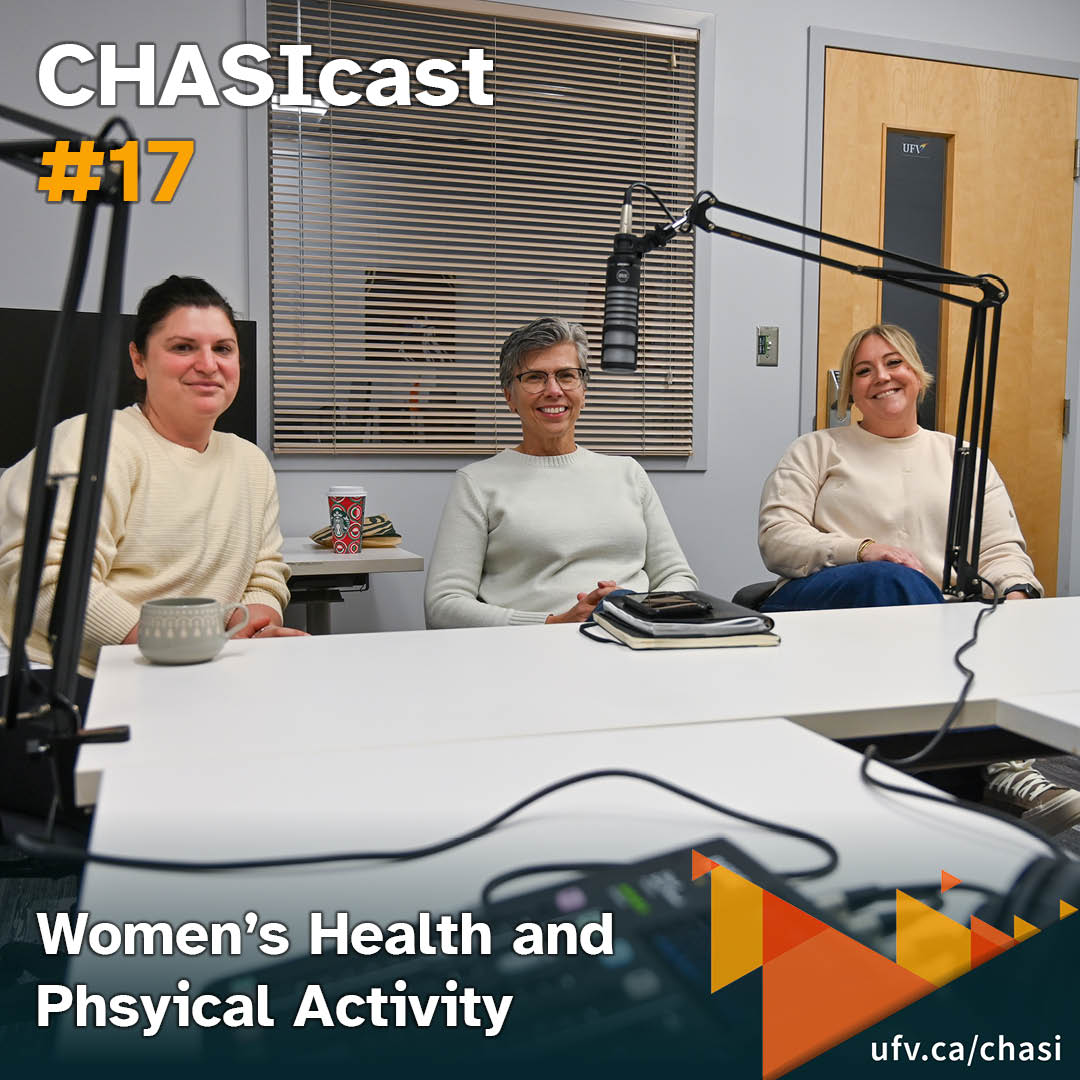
left=0, top=405, right=290, bottom=676
left=758, top=424, right=1041, bottom=596
left=425, top=447, right=698, bottom=628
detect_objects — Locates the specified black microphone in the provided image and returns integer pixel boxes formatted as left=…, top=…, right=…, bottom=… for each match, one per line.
left=601, top=196, right=641, bottom=372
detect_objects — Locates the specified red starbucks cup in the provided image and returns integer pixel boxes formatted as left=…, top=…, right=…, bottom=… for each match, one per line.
left=327, top=485, right=367, bottom=553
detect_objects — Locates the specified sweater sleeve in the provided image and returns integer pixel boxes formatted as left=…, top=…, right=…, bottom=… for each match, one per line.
left=0, top=417, right=142, bottom=657
left=975, top=459, right=1043, bottom=597
left=758, top=436, right=864, bottom=578
left=424, top=470, right=547, bottom=629
left=240, top=456, right=291, bottom=616
left=634, top=464, right=698, bottom=592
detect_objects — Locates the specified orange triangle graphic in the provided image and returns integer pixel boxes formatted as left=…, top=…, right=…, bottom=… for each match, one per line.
left=763, top=924, right=933, bottom=1080
left=1061, top=900, right=1077, bottom=920
left=763, top=890, right=828, bottom=964
left=941, top=871, right=962, bottom=893
left=691, top=849, right=720, bottom=881
left=969, top=915, right=1014, bottom=969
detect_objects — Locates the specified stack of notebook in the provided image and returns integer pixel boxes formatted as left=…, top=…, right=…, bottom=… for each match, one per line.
left=592, top=590, right=779, bottom=650
left=309, top=514, right=404, bottom=549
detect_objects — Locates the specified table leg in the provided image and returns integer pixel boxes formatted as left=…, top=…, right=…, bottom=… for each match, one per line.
left=306, top=601, right=332, bottom=636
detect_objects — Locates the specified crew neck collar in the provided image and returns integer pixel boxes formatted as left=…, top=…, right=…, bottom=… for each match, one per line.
left=853, top=421, right=923, bottom=445
left=505, top=446, right=585, bottom=467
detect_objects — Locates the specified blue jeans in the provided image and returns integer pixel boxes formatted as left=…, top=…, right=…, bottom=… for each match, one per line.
left=759, top=562, right=944, bottom=612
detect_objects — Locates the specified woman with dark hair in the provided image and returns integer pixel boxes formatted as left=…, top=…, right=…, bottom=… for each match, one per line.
left=0, top=275, right=301, bottom=682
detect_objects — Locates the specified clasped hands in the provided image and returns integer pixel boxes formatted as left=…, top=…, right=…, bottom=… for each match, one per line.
left=858, top=544, right=1030, bottom=600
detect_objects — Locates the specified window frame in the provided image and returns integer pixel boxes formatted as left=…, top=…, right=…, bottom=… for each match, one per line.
left=245, top=0, right=715, bottom=472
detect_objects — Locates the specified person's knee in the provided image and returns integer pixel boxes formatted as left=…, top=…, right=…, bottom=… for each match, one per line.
left=859, top=561, right=943, bottom=605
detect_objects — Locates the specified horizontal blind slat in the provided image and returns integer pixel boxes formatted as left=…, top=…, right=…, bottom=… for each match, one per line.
left=268, top=0, right=697, bottom=455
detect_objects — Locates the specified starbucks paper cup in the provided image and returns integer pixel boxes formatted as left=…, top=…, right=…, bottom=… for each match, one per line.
left=327, top=485, right=367, bottom=553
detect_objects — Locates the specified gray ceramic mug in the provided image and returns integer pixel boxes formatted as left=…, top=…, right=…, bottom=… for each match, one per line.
left=137, top=598, right=250, bottom=665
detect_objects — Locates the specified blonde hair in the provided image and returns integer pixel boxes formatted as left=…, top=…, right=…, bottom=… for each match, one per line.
left=836, top=324, right=934, bottom=417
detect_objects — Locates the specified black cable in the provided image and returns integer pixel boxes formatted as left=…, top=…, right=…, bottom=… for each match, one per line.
left=872, top=580, right=1000, bottom=770
left=860, top=752, right=1066, bottom=861
left=95, top=117, right=136, bottom=145
left=858, top=584, right=1067, bottom=860
left=481, top=862, right=624, bottom=909
left=841, top=880, right=995, bottom=912
left=624, top=181, right=676, bottom=222
left=16, top=767, right=839, bottom=880
left=482, top=833, right=869, bottom=907
left=579, top=620, right=621, bottom=645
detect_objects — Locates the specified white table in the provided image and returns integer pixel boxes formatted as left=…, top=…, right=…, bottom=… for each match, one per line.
left=77, top=596, right=1080, bottom=807
left=996, top=691, right=1080, bottom=756
left=282, top=537, right=424, bottom=634
left=67, top=718, right=1048, bottom=1058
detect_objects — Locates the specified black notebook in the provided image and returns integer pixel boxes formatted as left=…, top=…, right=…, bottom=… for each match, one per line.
left=592, top=610, right=780, bottom=650
left=600, top=590, right=775, bottom=637
left=589, top=591, right=779, bottom=650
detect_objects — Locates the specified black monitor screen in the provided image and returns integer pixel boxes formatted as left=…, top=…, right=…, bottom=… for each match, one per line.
left=0, top=307, right=257, bottom=468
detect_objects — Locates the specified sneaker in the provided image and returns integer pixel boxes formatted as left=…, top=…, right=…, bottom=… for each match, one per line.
left=983, top=760, right=1080, bottom=833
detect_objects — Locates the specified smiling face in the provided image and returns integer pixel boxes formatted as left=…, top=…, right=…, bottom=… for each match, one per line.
left=129, top=305, right=240, bottom=449
left=849, top=333, right=922, bottom=437
left=503, top=340, right=586, bottom=455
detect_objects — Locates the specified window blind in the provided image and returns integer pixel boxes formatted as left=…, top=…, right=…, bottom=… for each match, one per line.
left=267, top=0, right=698, bottom=454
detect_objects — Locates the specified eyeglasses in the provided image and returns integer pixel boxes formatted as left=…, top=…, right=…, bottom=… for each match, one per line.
left=512, top=368, right=586, bottom=393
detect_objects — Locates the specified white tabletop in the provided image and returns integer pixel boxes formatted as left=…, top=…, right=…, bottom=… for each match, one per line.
left=995, top=691, right=1080, bottom=755
left=69, top=718, right=1046, bottom=1056
left=77, top=596, right=1080, bottom=806
left=281, top=537, right=424, bottom=576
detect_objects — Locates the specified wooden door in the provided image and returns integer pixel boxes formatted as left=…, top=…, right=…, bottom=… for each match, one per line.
left=818, top=48, right=1077, bottom=592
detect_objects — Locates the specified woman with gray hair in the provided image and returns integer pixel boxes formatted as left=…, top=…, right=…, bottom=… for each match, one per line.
left=424, top=316, right=697, bottom=628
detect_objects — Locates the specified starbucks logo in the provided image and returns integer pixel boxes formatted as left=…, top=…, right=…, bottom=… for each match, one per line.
left=330, top=505, right=349, bottom=538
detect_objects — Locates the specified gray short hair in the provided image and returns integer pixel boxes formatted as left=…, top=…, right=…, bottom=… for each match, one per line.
left=498, top=317, right=590, bottom=390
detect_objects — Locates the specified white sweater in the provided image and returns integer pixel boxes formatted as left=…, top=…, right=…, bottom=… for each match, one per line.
left=425, top=447, right=698, bottom=628
left=758, top=424, right=1041, bottom=595
left=0, top=405, right=290, bottom=676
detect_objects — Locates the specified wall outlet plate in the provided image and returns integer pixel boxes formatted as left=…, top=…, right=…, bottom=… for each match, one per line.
left=756, top=326, right=778, bottom=366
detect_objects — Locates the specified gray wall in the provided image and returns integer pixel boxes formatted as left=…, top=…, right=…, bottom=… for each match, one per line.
left=3, top=0, right=1079, bottom=632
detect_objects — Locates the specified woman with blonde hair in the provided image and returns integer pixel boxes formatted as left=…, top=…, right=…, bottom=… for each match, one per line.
left=758, top=323, right=1038, bottom=610
left=755, top=324, right=1078, bottom=833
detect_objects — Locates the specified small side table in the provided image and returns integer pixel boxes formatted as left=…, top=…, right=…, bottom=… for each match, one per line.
left=281, top=538, right=424, bottom=634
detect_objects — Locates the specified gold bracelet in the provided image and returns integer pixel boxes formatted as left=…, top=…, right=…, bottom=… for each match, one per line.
left=856, top=538, right=876, bottom=563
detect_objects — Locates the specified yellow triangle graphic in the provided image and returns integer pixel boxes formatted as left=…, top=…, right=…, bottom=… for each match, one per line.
left=1061, top=900, right=1077, bottom=920
left=1013, top=916, right=1040, bottom=942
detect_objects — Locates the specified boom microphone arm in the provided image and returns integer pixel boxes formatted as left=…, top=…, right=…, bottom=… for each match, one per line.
left=603, top=188, right=1008, bottom=601
left=0, top=103, right=132, bottom=829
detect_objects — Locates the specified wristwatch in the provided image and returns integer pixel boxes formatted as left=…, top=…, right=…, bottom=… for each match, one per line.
left=1004, top=583, right=1039, bottom=599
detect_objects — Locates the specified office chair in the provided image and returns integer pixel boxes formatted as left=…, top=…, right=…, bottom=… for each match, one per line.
left=731, top=580, right=777, bottom=611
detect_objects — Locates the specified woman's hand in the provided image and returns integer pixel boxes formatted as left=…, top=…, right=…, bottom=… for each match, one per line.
left=859, top=543, right=928, bottom=575
left=546, top=581, right=619, bottom=624
left=229, top=603, right=309, bottom=638
left=251, top=624, right=310, bottom=637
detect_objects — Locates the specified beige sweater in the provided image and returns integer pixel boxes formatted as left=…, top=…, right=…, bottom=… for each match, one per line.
left=0, top=406, right=290, bottom=676
left=425, top=447, right=698, bottom=628
left=758, top=424, right=1041, bottom=596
